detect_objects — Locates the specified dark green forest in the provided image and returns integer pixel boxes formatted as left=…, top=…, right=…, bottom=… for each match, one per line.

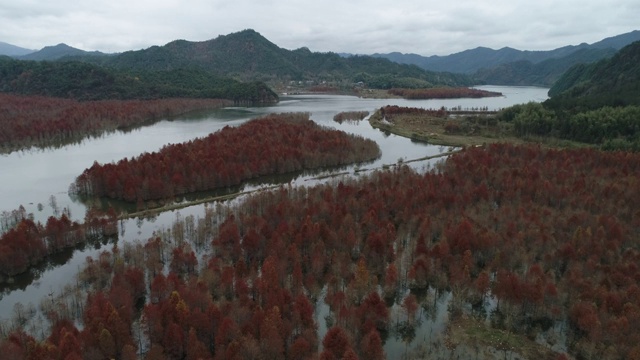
left=0, top=29, right=478, bottom=104
left=62, top=29, right=475, bottom=88
left=473, top=47, right=617, bottom=86
left=372, top=30, right=640, bottom=86
left=494, top=41, right=640, bottom=150
left=546, top=41, right=640, bottom=110
left=0, top=57, right=278, bottom=103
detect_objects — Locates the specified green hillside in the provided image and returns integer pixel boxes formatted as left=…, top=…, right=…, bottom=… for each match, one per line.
left=473, top=47, right=617, bottom=86
left=80, top=29, right=473, bottom=88
left=374, top=30, right=640, bottom=74
left=546, top=41, right=640, bottom=110
left=0, top=29, right=473, bottom=103
left=491, top=41, right=640, bottom=151
left=19, top=43, right=109, bottom=61
left=0, top=56, right=278, bottom=103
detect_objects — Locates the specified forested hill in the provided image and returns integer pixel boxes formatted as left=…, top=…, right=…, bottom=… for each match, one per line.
left=472, top=47, right=617, bottom=86
left=18, top=43, right=109, bottom=61
left=545, top=41, right=640, bottom=110
left=372, top=30, right=640, bottom=87
left=76, top=29, right=473, bottom=88
left=0, top=56, right=278, bottom=103
left=372, top=30, right=640, bottom=74
left=0, top=41, right=34, bottom=57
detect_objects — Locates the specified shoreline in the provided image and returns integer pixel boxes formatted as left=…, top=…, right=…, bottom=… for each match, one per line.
left=120, top=150, right=459, bottom=220
left=368, top=109, right=588, bottom=149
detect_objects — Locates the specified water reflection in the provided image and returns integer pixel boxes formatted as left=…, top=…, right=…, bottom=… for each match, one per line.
left=0, top=235, right=117, bottom=298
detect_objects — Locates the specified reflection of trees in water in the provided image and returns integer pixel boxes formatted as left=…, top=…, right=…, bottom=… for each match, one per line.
left=378, top=287, right=451, bottom=358
left=471, top=296, right=488, bottom=321
left=419, top=288, right=439, bottom=323
left=397, top=320, right=417, bottom=342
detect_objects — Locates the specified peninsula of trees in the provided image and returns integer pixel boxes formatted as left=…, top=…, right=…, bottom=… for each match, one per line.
left=72, top=113, right=381, bottom=203
left=387, top=87, right=502, bottom=100
left=0, top=53, right=280, bottom=153
left=0, top=94, right=231, bottom=153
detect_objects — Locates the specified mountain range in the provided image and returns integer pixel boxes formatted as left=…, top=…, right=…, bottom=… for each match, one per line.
left=18, top=43, right=109, bottom=61
left=371, top=31, right=640, bottom=73
left=0, top=41, right=35, bottom=57
left=371, top=30, right=640, bottom=86
left=1, top=29, right=639, bottom=89
left=471, top=47, right=618, bottom=86
left=2, top=30, right=473, bottom=89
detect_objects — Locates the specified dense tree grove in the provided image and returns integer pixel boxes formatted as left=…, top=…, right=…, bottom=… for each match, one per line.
left=72, top=113, right=381, bottom=203
left=0, top=57, right=279, bottom=103
left=387, top=87, right=502, bottom=100
left=0, top=94, right=231, bottom=152
left=490, top=41, right=640, bottom=153
left=2, top=143, right=639, bottom=359
left=88, top=29, right=474, bottom=87
left=379, top=105, right=448, bottom=120
left=546, top=41, right=640, bottom=110
left=497, top=102, right=640, bottom=150
left=0, top=208, right=117, bottom=280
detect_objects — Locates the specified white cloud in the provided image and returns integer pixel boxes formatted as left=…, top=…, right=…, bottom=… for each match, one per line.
left=0, top=0, right=637, bottom=55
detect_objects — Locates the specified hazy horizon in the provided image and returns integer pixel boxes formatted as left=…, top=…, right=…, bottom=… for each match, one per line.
left=1, top=0, right=638, bottom=56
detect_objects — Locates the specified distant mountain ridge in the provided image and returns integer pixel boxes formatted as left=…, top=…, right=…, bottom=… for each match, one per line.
left=67, top=29, right=473, bottom=88
left=371, top=30, right=640, bottom=86
left=0, top=41, right=34, bottom=57
left=6, top=29, right=639, bottom=89
left=372, top=30, right=640, bottom=74
left=473, top=47, right=618, bottom=86
left=18, top=43, right=109, bottom=61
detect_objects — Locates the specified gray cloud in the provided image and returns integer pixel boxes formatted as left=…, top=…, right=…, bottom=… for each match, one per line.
left=0, top=0, right=637, bottom=55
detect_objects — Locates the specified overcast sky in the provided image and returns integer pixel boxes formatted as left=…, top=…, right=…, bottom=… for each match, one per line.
left=1, top=0, right=638, bottom=56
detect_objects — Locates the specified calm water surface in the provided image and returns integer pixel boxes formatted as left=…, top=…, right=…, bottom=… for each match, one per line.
left=0, top=86, right=549, bottom=334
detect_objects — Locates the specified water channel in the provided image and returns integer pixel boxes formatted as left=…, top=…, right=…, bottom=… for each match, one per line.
left=0, top=86, right=549, bottom=351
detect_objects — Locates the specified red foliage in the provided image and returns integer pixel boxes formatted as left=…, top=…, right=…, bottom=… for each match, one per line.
left=379, top=105, right=447, bottom=120
left=289, top=336, right=314, bottom=359
left=74, top=113, right=380, bottom=202
left=0, top=93, right=230, bottom=152
left=10, top=143, right=640, bottom=358
left=0, top=219, right=46, bottom=277
left=0, top=209, right=116, bottom=278
left=0, top=330, right=55, bottom=360
left=356, top=292, right=389, bottom=333
left=81, top=291, right=136, bottom=359
left=388, top=87, right=502, bottom=100
left=402, top=294, right=419, bottom=321
left=322, top=326, right=353, bottom=359
left=359, top=329, right=385, bottom=360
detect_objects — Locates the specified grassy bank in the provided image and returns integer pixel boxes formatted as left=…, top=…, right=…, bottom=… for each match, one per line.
left=368, top=107, right=590, bottom=149
left=446, top=316, right=559, bottom=360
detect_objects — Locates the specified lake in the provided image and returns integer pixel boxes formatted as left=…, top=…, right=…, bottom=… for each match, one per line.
left=0, top=86, right=549, bottom=337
